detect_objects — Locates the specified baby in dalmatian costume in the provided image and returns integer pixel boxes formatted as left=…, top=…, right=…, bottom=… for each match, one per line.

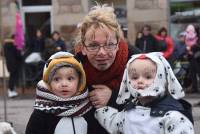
left=95, top=52, right=194, bottom=134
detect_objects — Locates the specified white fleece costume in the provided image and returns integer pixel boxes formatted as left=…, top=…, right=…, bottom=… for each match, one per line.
left=95, top=52, right=194, bottom=134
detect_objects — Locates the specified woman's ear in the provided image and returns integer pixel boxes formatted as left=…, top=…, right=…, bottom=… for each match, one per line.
left=81, top=45, right=87, bottom=55
left=116, top=43, right=119, bottom=52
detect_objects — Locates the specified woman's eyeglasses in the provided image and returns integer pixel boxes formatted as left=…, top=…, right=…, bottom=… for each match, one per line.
left=84, top=42, right=118, bottom=52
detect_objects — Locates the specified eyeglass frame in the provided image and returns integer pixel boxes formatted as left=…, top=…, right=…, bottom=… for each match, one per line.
left=83, top=41, right=119, bottom=52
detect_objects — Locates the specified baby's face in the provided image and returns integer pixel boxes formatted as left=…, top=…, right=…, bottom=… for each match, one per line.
left=128, top=58, right=157, bottom=90
left=50, top=67, right=79, bottom=99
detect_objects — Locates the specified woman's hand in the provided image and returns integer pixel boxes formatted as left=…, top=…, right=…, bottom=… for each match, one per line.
left=89, top=85, right=112, bottom=109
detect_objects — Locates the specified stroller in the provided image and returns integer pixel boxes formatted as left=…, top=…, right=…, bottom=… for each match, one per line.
left=173, top=60, right=190, bottom=87
left=173, top=51, right=200, bottom=92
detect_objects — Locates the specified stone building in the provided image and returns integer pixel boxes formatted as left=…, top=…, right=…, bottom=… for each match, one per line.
left=2, top=0, right=200, bottom=45
left=0, top=0, right=169, bottom=45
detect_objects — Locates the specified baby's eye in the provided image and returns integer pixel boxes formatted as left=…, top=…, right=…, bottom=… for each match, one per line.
left=131, top=76, right=138, bottom=80
left=68, top=76, right=75, bottom=81
left=53, top=77, right=60, bottom=81
left=146, top=75, right=153, bottom=79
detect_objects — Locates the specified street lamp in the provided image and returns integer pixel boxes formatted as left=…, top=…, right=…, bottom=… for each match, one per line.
left=0, top=0, right=8, bottom=122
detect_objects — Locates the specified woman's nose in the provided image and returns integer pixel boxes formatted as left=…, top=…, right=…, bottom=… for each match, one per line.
left=97, top=46, right=107, bottom=54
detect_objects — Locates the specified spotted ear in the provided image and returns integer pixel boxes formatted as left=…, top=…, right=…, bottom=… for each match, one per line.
left=158, top=55, right=185, bottom=99
left=116, top=68, right=131, bottom=104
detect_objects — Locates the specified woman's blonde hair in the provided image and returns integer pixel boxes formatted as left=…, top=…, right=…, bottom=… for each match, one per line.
left=76, top=4, right=122, bottom=45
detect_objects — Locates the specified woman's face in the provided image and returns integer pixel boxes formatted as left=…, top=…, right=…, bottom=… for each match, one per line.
left=36, top=30, right=42, bottom=37
left=161, top=31, right=167, bottom=37
left=82, top=27, right=119, bottom=71
left=142, top=27, right=150, bottom=36
left=53, top=33, right=60, bottom=41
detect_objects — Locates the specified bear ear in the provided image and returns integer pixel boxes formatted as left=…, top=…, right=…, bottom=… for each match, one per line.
left=74, top=55, right=81, bottom=63
left=45, top=59, right=52, bottom=68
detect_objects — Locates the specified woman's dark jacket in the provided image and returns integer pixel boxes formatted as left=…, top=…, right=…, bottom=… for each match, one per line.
left=3, top=39, right=22, bottom=73
left=54, top=39, right=66, bottom=51
left=135, top=34, right=158, bottom=53
left=30, top=37, right=45, bottom=53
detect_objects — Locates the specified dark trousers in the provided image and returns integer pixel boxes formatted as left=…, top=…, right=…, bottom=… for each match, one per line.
left=188, top=58, right=200, bottom=92
left=8, top=69, right=18, bottom=91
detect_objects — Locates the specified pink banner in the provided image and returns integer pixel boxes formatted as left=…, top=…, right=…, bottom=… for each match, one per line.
left=14, top=11, right=24, bottom=51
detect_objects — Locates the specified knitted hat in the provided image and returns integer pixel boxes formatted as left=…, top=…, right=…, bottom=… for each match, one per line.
left=43, top=51, right=86, bottom=92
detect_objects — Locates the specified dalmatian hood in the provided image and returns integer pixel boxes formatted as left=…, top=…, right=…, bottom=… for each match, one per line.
left=116, top=52, right=185, bottom=104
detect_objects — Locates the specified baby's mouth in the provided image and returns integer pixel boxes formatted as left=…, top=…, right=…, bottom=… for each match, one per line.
left=61, top=90, right=69, bottom=94
left=137, top=87, right=145, bottom=90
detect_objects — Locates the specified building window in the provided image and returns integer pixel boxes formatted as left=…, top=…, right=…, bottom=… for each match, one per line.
left=22, top=0, right=51, bottom=6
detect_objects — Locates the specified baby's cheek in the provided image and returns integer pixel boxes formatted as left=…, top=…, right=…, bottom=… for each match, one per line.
left=145, top=80, right=154, bottom=88
left=130, top=81, right=137, bottom=88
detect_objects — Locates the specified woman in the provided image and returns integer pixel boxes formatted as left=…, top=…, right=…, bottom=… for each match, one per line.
left=155, top=27, right=174, bottom=60
left=184, top=24, right=200, bottom=93
left=75, top=4, right=140, bottom=134
left=135, top=25, right=158, bottom=53
left=51, top=31, right=66, bottom=52
left=3, top=35, right=22, bottom=98
left=43, top=31, right=66, bottom=61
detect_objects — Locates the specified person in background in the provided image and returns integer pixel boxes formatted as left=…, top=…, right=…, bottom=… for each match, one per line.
left=25, top=52, right=92, bottom=134
left=120, top=25, right=128, bottom=42
left=75, top=4, right=140, bottom=134
left=155, top=27, right=174, bottom=61
left=189, top=43, right=200, bottom=93
left=135, top=31, right=143, bottom=46
left=95, top=52, right=194, bottom=134
left=25, top=29, right=45, bottom=63
left=185, top=24, right=198, bottom=55
left=185, top=25, right=200, bottom=93
left=191, top=41, right=200, bottom=104
left=135, top=25, right=158, bottom=53
left=172, top=32, right=187, bottom=61
left=42, top=31, right=66, bottom=61
left=3, top=35, right=22, bottom=98
left=184, top=24, right=200, bottom=93
left=51, top=31, right=66, bottom=52
left=171, top=32, right=188, bottom=80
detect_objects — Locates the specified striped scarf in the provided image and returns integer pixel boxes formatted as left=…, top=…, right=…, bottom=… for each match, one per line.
left=34, top=80, right=92, bottom=117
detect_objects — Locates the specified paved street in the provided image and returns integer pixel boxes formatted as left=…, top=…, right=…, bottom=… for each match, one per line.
left=0, top=88, right=200, bottom=134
